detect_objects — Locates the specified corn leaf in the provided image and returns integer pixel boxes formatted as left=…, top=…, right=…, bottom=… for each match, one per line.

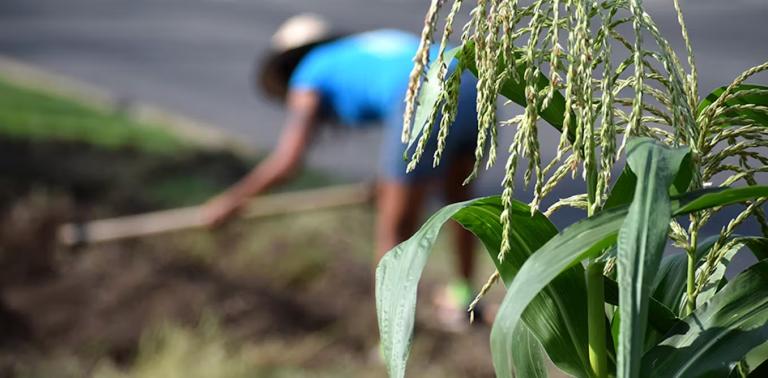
left=674, top=186, right=768, bottom=215
left=376, top=197, right=589, bottom=378
left=745, top=237, right=768, bottom=261
left=490, top=200, right=624, bottom=376
left=616, top=138, right=690, bottom=378
left=653, top=235, right=717, bottom=316
left=604, top=152, right=693, bottom=211
left=405, top=46, right=462, bottom=155
left=457, top=43, right=568, bottom=134
left=489, top=183, right=768, bottom=378
left=509, top=322, right=549, bottom=378
left=376, top=200, right=466, bottom=378
left=642, top=259, right=768, bottom=377
left=407, top=42, right=570, bottom=155
left=452, top=198, right=591, bottom=377
left=652, top=254, right=688, bottom=316
left=741, top=341, right=768, bottom=376
left=694, top=236, right=768, bottom=308
left=603, top=277, right=679, bottom=335
left=698, top=84, right=768, bottom=126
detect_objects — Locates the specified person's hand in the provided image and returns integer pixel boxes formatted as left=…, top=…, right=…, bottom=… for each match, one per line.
left=202, top=192, right=244, bottom=228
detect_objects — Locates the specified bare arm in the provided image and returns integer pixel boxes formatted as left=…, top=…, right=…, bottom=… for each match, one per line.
left=204, top=90, right=320, bottom=226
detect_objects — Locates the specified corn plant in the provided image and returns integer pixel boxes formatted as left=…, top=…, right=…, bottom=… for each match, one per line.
left=376, top=0, right=768, bottom=377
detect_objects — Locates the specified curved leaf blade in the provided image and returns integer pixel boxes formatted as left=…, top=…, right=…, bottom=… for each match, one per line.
left=698, top=84, right=768, bottom=126
left=604, top=277, right=679, bottom=334
left=490, top=204, right=625, bottom=376
left=617, top=138, right=689, bottom=378
left=490, top=184, right=768, bottom=378
left=457, top=43, right=569, bottom=135
left=642, top=260, right=768, bottom=377
left=674, top=185, right=768, bottom=216
left=744, top=237, right=768, bottom=261
left=694, top=237, right=768, bottom=307
left=376, top=200, right=468, bottom=378
left=510, top=322, right=549, bottom=378
left=453, top=198, right=591, bottom=377
left=376, top=197, right=590, bottom=377
left=652, top=254, right=688, bottom=314
left=742, top=341, right=768, bottom=376
left=654, top=235, right=717, bottom=316
left=605, top=153, right=693, bottom=211
left=405, top=46, right=462, bottom=154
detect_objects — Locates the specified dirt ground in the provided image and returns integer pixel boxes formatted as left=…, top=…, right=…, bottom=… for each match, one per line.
left=0, top=139, right=497, bottom=377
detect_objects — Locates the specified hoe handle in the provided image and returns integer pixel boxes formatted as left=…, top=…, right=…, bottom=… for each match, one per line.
left=58, top=182, right=374, bottom=246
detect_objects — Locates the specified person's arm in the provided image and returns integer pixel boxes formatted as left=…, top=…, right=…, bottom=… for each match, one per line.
left=203, top=90, right=320, bottom=226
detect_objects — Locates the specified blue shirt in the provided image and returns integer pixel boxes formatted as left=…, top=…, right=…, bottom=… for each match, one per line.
left=289, top=29, right=429, bottom=127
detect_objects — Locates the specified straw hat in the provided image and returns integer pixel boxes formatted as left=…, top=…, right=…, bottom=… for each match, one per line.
left=257, top=14, right=335, bottom=100
left=271, top=14, right=332, bottom=52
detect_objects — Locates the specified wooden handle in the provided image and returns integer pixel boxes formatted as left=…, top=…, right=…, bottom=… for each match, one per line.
left=58, top=182, right=374, bottom=246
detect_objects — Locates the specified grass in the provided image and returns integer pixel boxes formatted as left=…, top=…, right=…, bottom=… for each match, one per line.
left=0, top=76, right=339, bottom=211
left=0, top=76, right=186, bottom=154
left=0, top=74, right=502, bottom=377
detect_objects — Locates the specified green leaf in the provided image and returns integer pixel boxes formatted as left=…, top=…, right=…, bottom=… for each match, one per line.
left=376, top=201, right=466, bottom=378
left=652, top=254, right=688, bottom=314
left=698, top=84, right=768, bottom=126
left=376, top=197, right=590, bottom=378
left=742, top=341, right=768, bottom=376
left=617, top=138, right=690, bottom=378
left=673, top=185, right=768, bottom=215
left=405, top=46, right=462, bottom=154
left=744, top=237, right=768, bottom=261
left=604, top=277, right=679, bottom=335
left=490, top=184, right=768, bottom=377
left=510, top=323, right=549, bottom=378
left=642, top=259, right=768, bottom=377
left=407, top=42, right=572, bottom=159
left=653, top=235, right=717, bottom=316
left=694, top=237, right=766, bottom=308
left=490, top=203, right=624, bottom=375
left=611, top=309, right=621, bottom=358
left=603, top=167, right=637, bottom=210
left=604, top=152, right=693, bottom=211
left=456, top=43, right=570, bottom=137
left=453, top=198, right=591, bottom=377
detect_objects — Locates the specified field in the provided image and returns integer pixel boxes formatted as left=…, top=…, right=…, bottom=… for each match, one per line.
left=0, top=78, right=498, bottom=377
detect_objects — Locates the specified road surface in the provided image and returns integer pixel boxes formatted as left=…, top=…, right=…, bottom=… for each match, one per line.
left=0, top=0, right=766, bottom=187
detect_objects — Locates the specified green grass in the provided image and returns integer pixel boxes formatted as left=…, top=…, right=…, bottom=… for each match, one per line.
left=0, top=77, right=186, bottom=153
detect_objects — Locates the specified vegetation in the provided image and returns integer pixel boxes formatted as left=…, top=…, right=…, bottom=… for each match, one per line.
left=0, top=72, right=497, bottom=377
left=0, top=76, right=185, bottom=153
left=378, top=0, right=768, bottom=377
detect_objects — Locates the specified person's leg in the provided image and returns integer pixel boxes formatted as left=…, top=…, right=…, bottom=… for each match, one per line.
left=442, top=71, right=480, bottom=285
left=374, top=180, right=428, bottom=262
left=443, top=154, right=476, bottom=283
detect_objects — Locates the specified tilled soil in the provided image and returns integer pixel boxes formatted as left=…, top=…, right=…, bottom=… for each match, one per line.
left=0, top=139, right=496, bottom=377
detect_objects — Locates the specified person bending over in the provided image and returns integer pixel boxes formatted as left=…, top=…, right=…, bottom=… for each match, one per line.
left=203, top=14, right=480, bottom=326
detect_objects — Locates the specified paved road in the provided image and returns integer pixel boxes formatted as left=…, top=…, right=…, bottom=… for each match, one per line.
left=0, top=0, right=766, bottom=187
left=0, top=0, right=765, bottom=273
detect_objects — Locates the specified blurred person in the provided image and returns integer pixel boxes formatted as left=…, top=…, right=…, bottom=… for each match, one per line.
left=203, top=14, right=480, bottom=326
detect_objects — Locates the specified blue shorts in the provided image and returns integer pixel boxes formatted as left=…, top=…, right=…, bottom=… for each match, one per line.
left=379, top=72, right=478, bottom=183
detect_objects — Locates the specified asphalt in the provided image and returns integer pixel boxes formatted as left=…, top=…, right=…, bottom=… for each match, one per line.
left=0, top=0, right=766, bottom=188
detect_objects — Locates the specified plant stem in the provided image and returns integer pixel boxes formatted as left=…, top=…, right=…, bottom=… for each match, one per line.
left=583, top=130, right=607, bottom=378
left=587, top=261, right=608, bottom=378
left=685, top=250, right=696, bottom=315
left=585, top=135, right=607, bottom=377
left=685, top=220, right=699, bottom=316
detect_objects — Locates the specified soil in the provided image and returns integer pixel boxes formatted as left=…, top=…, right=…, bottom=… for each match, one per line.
left=0, top=139, right=496, bottom=377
